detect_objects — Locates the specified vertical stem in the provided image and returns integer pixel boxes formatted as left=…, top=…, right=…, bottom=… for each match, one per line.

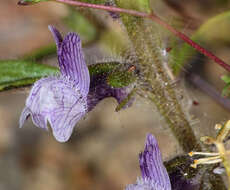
left=115, top=3, right=201, bottom=151
left=216, top=142, right=230, bottom=189
left=145, top=91, right=201, bottom=152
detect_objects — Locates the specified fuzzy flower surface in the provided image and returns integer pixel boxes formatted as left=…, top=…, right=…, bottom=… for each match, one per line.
left=20, top=26, right=130, bottom=142
left=126, top=134, right=171, bottom=190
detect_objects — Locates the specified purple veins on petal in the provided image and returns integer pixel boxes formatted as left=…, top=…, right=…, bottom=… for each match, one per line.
left=19, top=26, right=90, bottom=142
left=126, top=134, right=171, bottom=190
left=48, top=25, right=63, bottom=49
left=139, top=134, right=171, bottom=189
left=126, top=178, right=167, bottom=190
left=49, top=25, right=90, bottom=96
left=20, top=26, right=134, bottom=143
left=20, top=77, right=87, bottom=142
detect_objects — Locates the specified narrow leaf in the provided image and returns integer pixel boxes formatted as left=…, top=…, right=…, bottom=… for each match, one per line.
left=0, top=60, right=58, bottom=91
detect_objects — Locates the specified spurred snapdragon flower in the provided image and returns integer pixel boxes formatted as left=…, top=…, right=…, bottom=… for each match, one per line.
left=20, top=26, right=132, bottom=142
left=126, top=134, right=171, bottom=190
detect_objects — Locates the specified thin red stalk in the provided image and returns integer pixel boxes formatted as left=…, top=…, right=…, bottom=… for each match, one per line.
left=148, top=14, right=230, bottom=72
left=54, top=0, right=230, bottom=72
left=54, top=0, right=149, bottom=16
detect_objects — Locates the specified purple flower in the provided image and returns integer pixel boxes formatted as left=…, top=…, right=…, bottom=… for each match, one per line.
left=20, top=26, right=131, bottom=142
left=126, top=134, right=171, bottom=190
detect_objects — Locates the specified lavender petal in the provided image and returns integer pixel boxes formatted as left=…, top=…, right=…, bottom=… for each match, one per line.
left=48, top=25, right=63, bottom=49
left=125, top=134, right=171, bottom=190
left=19, top=107, right=31, bottom=128
left=139, top=134, right=171, bottom=190
left=126, top=178, right=166, bottom=190
left=49, top=25, right=90, bottom=96
left=58, top=32, right=90, bottom=96
left=19, top=76, right=87, bottom=142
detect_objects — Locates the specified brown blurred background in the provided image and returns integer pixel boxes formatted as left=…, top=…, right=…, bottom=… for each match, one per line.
left=1, top=0, right=230, bottom=189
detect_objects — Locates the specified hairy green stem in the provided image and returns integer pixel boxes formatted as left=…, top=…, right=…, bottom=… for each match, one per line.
left=116, top=8, right=200, bottom=152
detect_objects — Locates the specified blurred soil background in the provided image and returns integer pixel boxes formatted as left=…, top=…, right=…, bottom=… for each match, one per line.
left=1, top=0, right=230, bottom=189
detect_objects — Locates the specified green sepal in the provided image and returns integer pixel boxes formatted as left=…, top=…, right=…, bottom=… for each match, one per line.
left=107, top=70, right=136, bottom=88
left=88, top=62, right=137, bottom=88
left=115, top=88, right=135, bottom=112
left=88, top=62, right=120, bottom=76
left=0, top=60, right=58, bottom=91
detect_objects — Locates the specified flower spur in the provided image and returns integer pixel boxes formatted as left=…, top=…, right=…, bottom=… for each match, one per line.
left=20, top=26, right=133, bottom=142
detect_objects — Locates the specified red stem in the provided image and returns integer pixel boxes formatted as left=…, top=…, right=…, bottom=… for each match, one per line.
left=54, top=0, right=230, bottom=72
left=148, top=14, right=230, bottom=72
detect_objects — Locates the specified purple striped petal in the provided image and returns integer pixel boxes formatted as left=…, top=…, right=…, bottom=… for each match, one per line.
left=19, top=76, right=87, bottom=142
left=139, top=134, right=171, bottom=189
left=126, top=178, right=167, bottom=190
left=126, top=134, right=171, bottom=190
left=48, top=25, right=63, bottom=49
left=49, top=25, right=90, bottom=97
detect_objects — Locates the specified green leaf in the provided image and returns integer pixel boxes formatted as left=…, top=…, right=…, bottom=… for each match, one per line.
left=219, top=75, right=230, bottom=98
left=221, top=75, right=230, bottom=84
left=222, top=84, right=230, bottom=97
left=171, top=10, right=230, bottom=75
left=194, top=11, right=230, bottom=45
left=0, top=60, right=59, bottom=91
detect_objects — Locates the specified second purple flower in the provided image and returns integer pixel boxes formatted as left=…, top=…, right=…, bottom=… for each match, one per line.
left=126, top=134, right=171, bottom=190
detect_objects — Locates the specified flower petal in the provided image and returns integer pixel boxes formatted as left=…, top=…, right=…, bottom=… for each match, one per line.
left=139, top=134, right=171, bottom=190
left=19, top=107, right=31, bottom=128
left=126, top=178, right=166, bottom=190
left=48, top=25, right=63, bottom=49
left=20, top=76, right=87, bottom=142
left=59, top=33, right=90, bottom=96
left=49, top=26, right=90, bottom=96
